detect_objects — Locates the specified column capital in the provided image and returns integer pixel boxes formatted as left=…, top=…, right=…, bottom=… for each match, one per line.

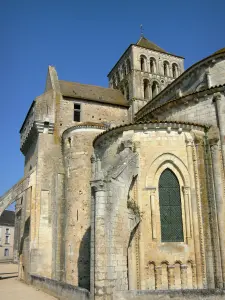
left=145, top=186, right=156, bottom=195
left=168, top=265, right=175, bottom=269
left=214, top=92, right=222, bottom=102
left=208, top=126, right=220, bottom=146
left=182, top=186, right=190, bottom=195
left=181, top=264, right=188, bottom=269
left=90, top=179, right=106, bottom=192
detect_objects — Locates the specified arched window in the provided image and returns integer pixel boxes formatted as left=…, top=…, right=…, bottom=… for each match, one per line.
left=143, top=79, right=150, bottom=99
left=140, top=55, right=146, bottom=71
left=112, top=76, right=116, bottom=89
left=150, top=57, right=156, bottom=73
left=163, top=61, right=169, bottom=76
left=151, top=81, right=159, bottom=98
left=122, top=64, right=127, bottom=78
left=159, top=169, right=184, bottom=242
left=126, top=59, right=131, bottom=73
left=116, top=71, right=120, bottom=84
left=172, top=63, right=178, bottom=78
left=4, top=248, right=9, bottom=257
left=126, top=85, right=129, bottom=100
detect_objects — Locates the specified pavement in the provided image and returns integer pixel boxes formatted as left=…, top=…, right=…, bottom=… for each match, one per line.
left=0, top=263, right=57, bottom=300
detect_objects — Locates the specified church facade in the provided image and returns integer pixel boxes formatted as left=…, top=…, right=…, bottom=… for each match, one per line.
left=0, top=37, right=225, bottom=300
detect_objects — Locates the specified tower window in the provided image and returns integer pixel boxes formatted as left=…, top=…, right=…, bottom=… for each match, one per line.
left=74, top=103, right=81, bottom=122
left=172, top=63, right=178, bottom=78
left=152, top=81, right=159, bottom=98
left=126, top=84, right=129, bottom=100
left=126, top=59, right=131, bottom=73
left=143, top=79, right=150, bottom=99
left=140, top=55, right=147, bottom=71
left=163, top=61, right=169, bottom=76
left=150, top=57, right=156, bottom=73
left=116, top=71, right=120, bottom=84
left=122, top=64, right=127, bottom=78
left=159, top=169, right=184, bottom=242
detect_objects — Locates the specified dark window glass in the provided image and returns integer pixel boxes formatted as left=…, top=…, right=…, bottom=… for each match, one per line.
left=159, top=168, right=184, bottom=242
left=74, top=104, right=81, bottom=122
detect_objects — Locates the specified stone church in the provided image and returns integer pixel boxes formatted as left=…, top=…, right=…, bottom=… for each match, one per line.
left=1, top=36, right=225, bottom=300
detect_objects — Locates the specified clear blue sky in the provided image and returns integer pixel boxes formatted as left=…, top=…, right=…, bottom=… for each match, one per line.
left=1, top=0, right=225, bottom=210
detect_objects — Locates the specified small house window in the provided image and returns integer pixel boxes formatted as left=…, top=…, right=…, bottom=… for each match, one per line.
left=5, top=235, right=9, bottom=244
left=5, top=228, right=9, bottom=234
left=74, top=104, right=81, bottom=122
left=4, top=248, right=9, bottom=256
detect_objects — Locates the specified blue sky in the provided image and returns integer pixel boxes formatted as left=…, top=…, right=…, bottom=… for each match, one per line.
left=1, top=0, right=225, bottom=210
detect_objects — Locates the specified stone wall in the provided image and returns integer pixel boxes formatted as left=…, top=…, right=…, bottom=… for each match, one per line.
left=92, top=122, right=224, bottom=299
left=30, top=275, right=90, bottom=300
left=62, top=126, right=105, bottom=289
left=114, top=289, right=225, bottom=300
left=59, top=97, right=128, bottom=135
left=160, top=96, right=217, bottom=126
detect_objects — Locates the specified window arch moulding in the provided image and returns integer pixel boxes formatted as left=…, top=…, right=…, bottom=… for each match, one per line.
left=145, top=153, right=191, bottom=245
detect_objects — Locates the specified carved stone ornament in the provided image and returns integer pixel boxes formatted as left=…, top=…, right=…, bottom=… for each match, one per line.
left=90, top=179, right=106, bottom=192
left=213, top=92, right=222, bottom=102
left=207, top=126, right=220, bottom=145
left=191, top=130, right=205, bottom=145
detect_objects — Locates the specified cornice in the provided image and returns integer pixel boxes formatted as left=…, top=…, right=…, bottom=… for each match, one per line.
left=137, top=84, right=225, bottom=122
left=93, top=121, right=207, bottom=147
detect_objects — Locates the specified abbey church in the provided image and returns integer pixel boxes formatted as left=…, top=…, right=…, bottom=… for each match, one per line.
left=1, top=36, right=225, bottom=300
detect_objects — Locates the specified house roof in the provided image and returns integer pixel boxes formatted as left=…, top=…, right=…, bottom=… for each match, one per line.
left=136, top=36, right=167, bottom=53
left=59, top=80, right=128, bottom=107
left=0, top=210, right=15, bottom=226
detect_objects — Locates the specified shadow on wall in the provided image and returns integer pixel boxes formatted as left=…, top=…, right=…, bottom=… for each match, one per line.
left=78, top=226, right=91, bottom=290
left=19, top=217, right=30, bottom=282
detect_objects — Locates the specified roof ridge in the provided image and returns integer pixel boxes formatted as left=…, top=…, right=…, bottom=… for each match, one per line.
left=59, top=80, right=116, bottom=91
left=136, top=36, right=167, bottom=53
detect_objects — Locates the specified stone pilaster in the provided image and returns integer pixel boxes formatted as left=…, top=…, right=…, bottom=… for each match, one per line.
left=180, top=264, right=188, bottom=289
left=185, top=135, right=203, bottom=288
left=214, top=92, right=225, bottom=173
left=208, top=129, right=225, bottom=287
left=149, top=188, right=157, bottom=240
left=90, top=179, right=107, bottom=300
left=182, top=186, right=191, bottom=244
left=155, top=266, right=162, bottom=290
left=168, top=265, right=175, bottom=289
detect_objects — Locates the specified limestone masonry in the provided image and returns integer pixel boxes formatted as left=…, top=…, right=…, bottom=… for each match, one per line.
left=1, top=36, right=225, bottom=300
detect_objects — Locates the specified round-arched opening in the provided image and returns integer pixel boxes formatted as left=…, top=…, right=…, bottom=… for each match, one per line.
left=143, top=79, right=150, bottom=99
left=158, top=168, right=184, bottom=242
left=151, top=81, right=159, bottom=98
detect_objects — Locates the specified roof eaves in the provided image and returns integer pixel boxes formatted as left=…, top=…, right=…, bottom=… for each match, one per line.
left=133, top=44, right=185, bottom=59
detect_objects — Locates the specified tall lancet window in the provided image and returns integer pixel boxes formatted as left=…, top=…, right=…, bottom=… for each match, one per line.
left=159, top=169, right=184, bottom=242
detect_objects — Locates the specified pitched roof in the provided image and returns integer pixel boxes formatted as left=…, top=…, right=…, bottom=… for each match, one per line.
left=136, top=36, right=167, bottom=53
left=0, top=210, right=15, bottom=226
left=214, top=47, right=225, bottom=55
left=59, top=80, right=128, bottom=107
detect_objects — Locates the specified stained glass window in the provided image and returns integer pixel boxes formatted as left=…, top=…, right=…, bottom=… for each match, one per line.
left=159, top=168, right=184, bottom=242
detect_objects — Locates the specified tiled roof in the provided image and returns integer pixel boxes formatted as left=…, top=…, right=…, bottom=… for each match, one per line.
left=59, top=80, right=128, bottom=107
left=136, top=37, right=167, bottom=53
left=0, top=210, right=15, bottom=226
left=214, top=47, right=225, bottom=55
